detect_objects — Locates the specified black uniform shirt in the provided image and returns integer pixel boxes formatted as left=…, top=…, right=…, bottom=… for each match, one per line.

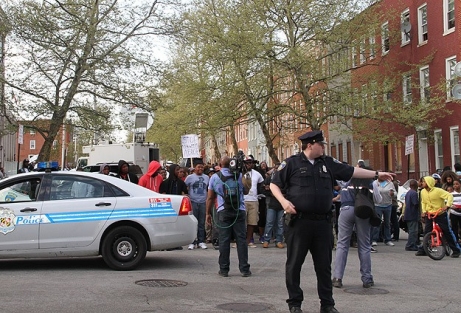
left=272, top=153, right=354, bottom=214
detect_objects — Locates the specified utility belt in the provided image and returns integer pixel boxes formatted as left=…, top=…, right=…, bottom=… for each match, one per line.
left=296, top=212, right=331, bottom=221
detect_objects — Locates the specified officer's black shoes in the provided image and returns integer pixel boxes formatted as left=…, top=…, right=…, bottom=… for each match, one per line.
left=332, top=278, right=342, bottom=288
left=218, top=270, right=228, bottom=277
left=363, top=280, right=374, bottom=288
left=289, top=307, right=302, bottom=313
left=241, top=271, right=252, bottom=277
left=415, top=250, right=426, bottom=256
left=320, top=306, right=339, bottom=313
left=451, top=251, right=460, bottom=258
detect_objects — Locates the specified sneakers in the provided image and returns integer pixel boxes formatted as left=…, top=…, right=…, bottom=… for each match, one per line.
left=289, top=307, right=303, bottom=313
left=241, top=271, right=252, bottom=277
left=385, top=241, right=395, bottom=246
left=276, top=242, right=285, bottom=249
left=371, top=241, right=377, bottom=246
left=363, top=281, right=374, bottom=288
left=187, top=244, right=195, bottom=250
left=262, top=242, right=269, bottom=248
left=332, top=278, right=343, bottom=288
left=198, top=242, right=208, bottom=249
left=231, top=243, right=237, bottom=248
left=248, top=242, right=257, bottom=248
left=370, top=247, right=377, bottom=253
left=405, top=247, right=418, bottom=251
left=451, top=251, right=460, bottom=258
left=218, top=270, right=228, bottom=277
left=415, top=250, right=426, bottom=256
left=259, top=236, right=265, bottom=244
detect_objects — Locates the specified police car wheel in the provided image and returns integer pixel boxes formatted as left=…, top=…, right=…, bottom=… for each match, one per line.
left=101, top=226, right=147, bottom=270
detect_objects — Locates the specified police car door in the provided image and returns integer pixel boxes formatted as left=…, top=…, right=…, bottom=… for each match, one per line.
left=39, top=174, right=116, bottom=249
left=0, top=175, right=44, bottom=250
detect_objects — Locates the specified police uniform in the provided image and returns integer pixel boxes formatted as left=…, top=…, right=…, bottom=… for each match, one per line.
left=271, top=130, right=354, bottom=313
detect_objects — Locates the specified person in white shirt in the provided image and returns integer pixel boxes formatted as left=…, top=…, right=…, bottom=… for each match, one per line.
left=243, top=156, right=264, bottom=248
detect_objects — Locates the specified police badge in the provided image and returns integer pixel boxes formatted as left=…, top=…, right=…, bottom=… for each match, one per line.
left=0, top=207, right=16, bottom=235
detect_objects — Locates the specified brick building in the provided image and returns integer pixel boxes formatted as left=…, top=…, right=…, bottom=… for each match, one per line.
left=350, top=0, right=460, bottom=181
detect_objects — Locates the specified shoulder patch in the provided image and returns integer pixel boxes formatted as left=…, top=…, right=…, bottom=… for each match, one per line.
left=332, top=157, right=341, bottom=164
left=277, top=161, right=287, bottom=171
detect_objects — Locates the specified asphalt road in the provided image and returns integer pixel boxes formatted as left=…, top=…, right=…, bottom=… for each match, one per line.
left=1, top=231, right=459, bottom=313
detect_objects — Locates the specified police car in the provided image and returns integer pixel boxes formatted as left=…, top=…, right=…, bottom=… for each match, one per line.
left=0, top=163, right=197, bottom=270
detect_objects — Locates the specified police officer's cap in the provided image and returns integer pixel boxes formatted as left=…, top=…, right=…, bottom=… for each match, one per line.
left=298, top=130, right=327, bottom=144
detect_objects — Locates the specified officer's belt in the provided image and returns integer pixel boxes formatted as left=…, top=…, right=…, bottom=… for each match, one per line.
left=297, top=212, right=330, bottom=220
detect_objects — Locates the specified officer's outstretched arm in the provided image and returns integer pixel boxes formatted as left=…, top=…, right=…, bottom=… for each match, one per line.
left=270, top=183, right=296, bottom=214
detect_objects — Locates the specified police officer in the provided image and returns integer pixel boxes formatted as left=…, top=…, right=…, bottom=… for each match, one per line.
left=270, top=130, right=394, bottom=313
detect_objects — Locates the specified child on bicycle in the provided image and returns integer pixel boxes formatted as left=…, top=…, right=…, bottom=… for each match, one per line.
left=415, top=176, right=460, bottom=258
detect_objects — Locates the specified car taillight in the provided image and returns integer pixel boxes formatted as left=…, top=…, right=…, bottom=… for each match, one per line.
left=179, top=197, right=192, bottom=215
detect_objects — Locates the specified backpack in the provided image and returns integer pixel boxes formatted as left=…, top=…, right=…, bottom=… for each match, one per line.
left=217, top=172, right=240, bottom=210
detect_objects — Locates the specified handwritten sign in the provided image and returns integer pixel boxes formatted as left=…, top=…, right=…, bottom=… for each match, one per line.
left=181, top=134, right=200, bottom=158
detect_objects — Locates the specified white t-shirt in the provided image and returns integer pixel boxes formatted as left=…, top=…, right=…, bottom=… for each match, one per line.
left=243, top=169, right=264, bottom=202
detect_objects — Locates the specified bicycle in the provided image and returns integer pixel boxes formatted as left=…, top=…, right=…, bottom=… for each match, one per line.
left=422, top=208, right=452, bottom=260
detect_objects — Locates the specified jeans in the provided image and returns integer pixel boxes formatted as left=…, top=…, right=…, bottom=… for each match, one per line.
left=405, top=220, right=419, bottom=249
left=191, top=201, right=206, bottom=244
left=263, top=208, right=284, bottom=243
left=334, top=205, right=373, bottom=284
left=391, top=205, right=400, bottom=240
left=371, top=205, right=392, bottom=243
left=217, top=209, right=250, bottom=273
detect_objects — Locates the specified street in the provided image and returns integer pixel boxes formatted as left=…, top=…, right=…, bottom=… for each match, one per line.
left=1, top=231, right=459, bottom=313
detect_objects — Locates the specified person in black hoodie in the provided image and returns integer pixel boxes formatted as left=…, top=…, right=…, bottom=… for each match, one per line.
left=159, top=163, right=188, bottom=195
left=116, top=160, right=139, bottom=184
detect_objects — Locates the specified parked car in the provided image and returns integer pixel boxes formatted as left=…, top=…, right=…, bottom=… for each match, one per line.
left=82, top=163, right=143, bottom=178
left=0, top=170, right=197, bottom=270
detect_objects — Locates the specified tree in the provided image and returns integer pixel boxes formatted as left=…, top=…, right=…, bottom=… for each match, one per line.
left=0, top=0, right=178, bottom=161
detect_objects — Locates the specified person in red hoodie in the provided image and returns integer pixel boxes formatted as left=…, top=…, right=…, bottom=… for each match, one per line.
left=138, top=161, right=163, bottom=192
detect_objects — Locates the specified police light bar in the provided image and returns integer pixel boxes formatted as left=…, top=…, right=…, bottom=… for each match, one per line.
left=37, top=161, right=59, bottom=170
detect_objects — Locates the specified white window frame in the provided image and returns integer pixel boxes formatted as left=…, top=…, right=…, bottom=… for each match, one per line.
left=418, top=4, right=428, bottom=44
left=403, top=74, right=412, bottom=104
left=451, top=126, right=460, bottom=166
left=351, top=46, right=357, bottom=68
left=443, top=0, right=455, bottom=34
left=381, top=22, right=390, bottom=54
left=419, top=66, right=430, bottom=102
left=360, top=38, right=366, bottom=64
left=445, top=56, right=457, bottom=100
left=434, top=129, right=443, bottom=170
left=29, top=129, right=35, bottom=135
left=401, top=9, right=411, bottom=45
left=369, top=35, right=376, bottom=59
left=30, top=140, right=36, bottom=150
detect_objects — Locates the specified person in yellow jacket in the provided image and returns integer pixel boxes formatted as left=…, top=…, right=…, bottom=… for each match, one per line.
left=415, top=176, right=460, bottom=257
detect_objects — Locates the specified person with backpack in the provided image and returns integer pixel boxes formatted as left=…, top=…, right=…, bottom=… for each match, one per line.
left=205, top=156, right=251, bottom=278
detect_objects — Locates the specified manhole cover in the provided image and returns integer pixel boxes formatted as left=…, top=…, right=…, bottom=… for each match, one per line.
left=135, top=279, right=188, bottom=287
left=344, top=287, right=389, bottom=295
left=217, top=302, right=271, bottom=312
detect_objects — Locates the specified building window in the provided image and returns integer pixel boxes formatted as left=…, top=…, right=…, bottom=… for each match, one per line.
left=369, top=35, right=375, bottom=59
left=351, top=46, right=357, bottom=68
left=434, top=130, right=443, bottom=170
left=403, top=74, right=412, bottom=104
left=446, top=56, right=457, bottom=99
left=381, top=22, right=390, bottom=54
left=419, top=66, right=430, bottom=102
left=331, top=144, right=337, bottom=159
left=338, top=143, right=343, bottom=162
left=444, top=0, right=455, bottom=33
left=451, top=126, right=460, bottom=165
left=360, top=38, right=366, bottom=64
left=418, top=4, right=428, bottom=44
left=30, top=140, right=36, bottom=150
left=401, top=9, right=411, bottom=45
left=30, top=129, right=35, bottom=135
left=53, top=140, right=58, bottom=148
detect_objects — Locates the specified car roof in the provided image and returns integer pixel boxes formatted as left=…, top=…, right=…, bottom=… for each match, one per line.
left=0, top=171, right=156, bottom=198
